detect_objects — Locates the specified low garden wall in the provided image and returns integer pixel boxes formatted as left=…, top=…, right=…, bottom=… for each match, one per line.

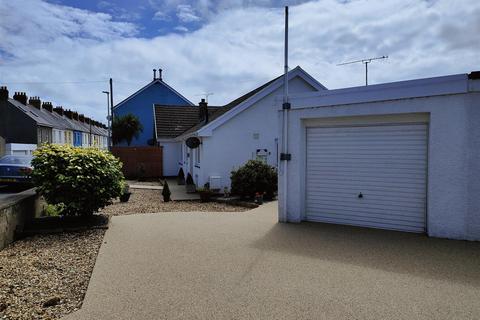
left=0, top=189, right=42, bottom=250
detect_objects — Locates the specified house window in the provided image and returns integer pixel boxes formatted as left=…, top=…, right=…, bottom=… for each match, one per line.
left=195, top=146, right=200, bottom=165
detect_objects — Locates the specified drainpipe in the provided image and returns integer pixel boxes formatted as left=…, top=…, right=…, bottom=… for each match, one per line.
left=280, top=6, right=290, bottom=222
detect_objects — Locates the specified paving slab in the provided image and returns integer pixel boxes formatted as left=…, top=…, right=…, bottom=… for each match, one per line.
left=166, top=178, right=200, bottom=201
left=128, top=184, right=163, bottom=190
left=64, top=202, right=480, bottom=320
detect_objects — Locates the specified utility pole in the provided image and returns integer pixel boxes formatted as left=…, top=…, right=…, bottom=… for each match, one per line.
left=109, top=78, right=114, bottom=148
left=337, top=55, right=388, bottom=86
left=102, top=91, right=111, bottom=149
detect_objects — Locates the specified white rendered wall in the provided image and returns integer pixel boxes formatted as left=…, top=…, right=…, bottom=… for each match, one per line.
left=159, top=140, right=181, bottom=177
left=6, top=143, right=37, bottom=155
left=280, top=90, right=480, bottom=241
left=196, top=76, right=319, bottom=190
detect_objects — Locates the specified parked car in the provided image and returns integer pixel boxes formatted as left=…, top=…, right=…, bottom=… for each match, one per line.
left=0, top=155, right=34, bottom=187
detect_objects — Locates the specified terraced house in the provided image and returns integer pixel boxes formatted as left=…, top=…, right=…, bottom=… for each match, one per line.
left=0, top=86, right=108, bottom=155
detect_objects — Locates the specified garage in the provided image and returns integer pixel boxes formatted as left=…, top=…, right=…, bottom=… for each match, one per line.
left=279, top=72, right=480, bottom=240
left=305, top=123, right=428, bottom=233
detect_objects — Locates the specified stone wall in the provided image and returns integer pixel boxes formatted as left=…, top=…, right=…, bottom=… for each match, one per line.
left=0, top=189, right=42, bottom=250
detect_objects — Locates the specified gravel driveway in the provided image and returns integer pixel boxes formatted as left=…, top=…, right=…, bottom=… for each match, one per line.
left=66, top=202, right=480, bottom=320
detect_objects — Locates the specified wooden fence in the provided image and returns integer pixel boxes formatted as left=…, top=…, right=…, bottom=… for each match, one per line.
left=111, top=146, right=163, bottom=179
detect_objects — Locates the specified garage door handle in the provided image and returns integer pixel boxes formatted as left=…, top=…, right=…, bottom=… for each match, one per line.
left=358, top=192, right=363, bottom=199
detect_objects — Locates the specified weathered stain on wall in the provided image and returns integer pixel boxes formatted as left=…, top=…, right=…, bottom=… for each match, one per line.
left=0, top=190, right=41, bottom=250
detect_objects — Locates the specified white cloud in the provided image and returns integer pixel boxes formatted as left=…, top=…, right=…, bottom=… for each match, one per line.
left=0, top=0, right=479, bottom=123
left=153, top=10, right=170, bottom=21
left=176, top=4, right=201, bottom=23
left=174, top=26, right=189, bottom=32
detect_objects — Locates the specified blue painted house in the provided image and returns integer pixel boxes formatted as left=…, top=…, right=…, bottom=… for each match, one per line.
left=113, top=69, right=193, bottom=146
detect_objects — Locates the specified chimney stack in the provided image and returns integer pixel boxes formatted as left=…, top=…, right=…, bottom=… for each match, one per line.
left=64, top=109, right=73, bottom=119
left=72, top=111, right=79, bottom=121
left=42, top=102, right=53, bottom=112
left=53, top=106, right=64, bottom=116
left=79, top=114, right=85, bottom=122
left=29, top=96, right=41, bottom=109
left=0, top=86, right=8, bottom=101
left=158, top=68, right=162, bottom=81
left=85, top=117, right=91, bottom=125
left=199, top=98, right=208, bottom=123
left=13, top=92, right=28, bottom=105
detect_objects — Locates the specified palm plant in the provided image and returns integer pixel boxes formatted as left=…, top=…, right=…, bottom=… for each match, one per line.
left=112, top=113, right=143, bottom=146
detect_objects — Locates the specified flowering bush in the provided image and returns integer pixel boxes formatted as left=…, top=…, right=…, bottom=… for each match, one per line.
left=31, top=144, right=124, bottom=216
left=230, top=160, right=277, bottom=200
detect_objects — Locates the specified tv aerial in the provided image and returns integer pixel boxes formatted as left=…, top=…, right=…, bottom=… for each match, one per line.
left=195, top=92, right=214, bottom=102
left=337, top=55, right=388, bottom=86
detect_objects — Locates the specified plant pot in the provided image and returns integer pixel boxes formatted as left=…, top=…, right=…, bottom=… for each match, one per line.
left=199, top=192, right=212, bottom=203
left=254, top=194, right=264, bottom=205
left=186, top=184, right=196, bottom=193
left=120, top=192, right=131, bottom=202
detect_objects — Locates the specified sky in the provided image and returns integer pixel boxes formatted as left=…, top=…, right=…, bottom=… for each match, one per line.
left=0, top=0, right=479, bottom=122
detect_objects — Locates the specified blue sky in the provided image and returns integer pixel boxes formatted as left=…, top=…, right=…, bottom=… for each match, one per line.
left=0, top=0, right=479, bottom=122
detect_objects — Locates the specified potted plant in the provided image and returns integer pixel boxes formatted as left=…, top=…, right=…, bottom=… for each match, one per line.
left=162, top=180, right=171, bottom=202
left=120, top=183, right=131, bottom=202
left=177, top=168, right=185, bottom=185
left=185, top=173, right=196, bottom=193
left=223, top=186, right=230, bottom=198
left=254, top=192, right=264, bottom=205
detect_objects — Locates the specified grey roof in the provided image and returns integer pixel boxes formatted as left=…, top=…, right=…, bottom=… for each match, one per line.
left=154, top=105, right=220, bottom=138
left=38, top=108, right=73, bottom=130
left=8, top=98, right=53, bottom=127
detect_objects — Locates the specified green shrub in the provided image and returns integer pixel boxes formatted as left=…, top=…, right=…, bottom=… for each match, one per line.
left=230, top=160, right=277, bottom=200
left=186, top=173, right=194, bottom=185
left=162, top=180, right=171, bottom=202
left=31, top=144, right=125, bottom=216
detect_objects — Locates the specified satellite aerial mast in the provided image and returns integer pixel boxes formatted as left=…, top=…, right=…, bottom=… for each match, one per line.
left=337, top=55, right=388, bottom=86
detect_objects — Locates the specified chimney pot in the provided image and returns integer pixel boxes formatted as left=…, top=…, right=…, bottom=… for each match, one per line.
left=29, top=96, right=42, bottom=109
left=153, top=69, right=157, bottom=80
left=53, top=106, right=64, bottom=116
left=159, top=68, right=163, bottom=81
left=0, top=86, right=8, bottom=101
left=42, top=102, right=53, bottom=112
left=13, top=92, right=28, bottom=105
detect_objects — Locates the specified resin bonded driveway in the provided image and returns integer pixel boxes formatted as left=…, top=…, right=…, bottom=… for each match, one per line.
left=65, top=202, right=480, bottom=320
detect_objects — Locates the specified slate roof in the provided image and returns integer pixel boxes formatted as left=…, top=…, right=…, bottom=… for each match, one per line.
left=8, top=98, right=54, bottom=127
left=154, top=75, right=282, bottom=139
left=154, top=105, right=220, bottom=138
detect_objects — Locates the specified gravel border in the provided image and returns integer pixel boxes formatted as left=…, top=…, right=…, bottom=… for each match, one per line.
left=0, top=230, right=105, bottom=320
left=99, top=189, right=249, bottom=216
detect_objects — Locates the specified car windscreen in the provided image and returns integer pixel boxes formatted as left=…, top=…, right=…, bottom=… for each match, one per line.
left=0, top=156, right=33, bottom=165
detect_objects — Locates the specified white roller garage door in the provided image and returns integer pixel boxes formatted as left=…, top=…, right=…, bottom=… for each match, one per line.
left=305, top=123, right=428, bottom=233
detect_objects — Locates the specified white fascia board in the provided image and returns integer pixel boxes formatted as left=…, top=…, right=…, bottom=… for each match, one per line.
left=174, top=130, right=198, bottom=142
left=196, top=67, right=324, bottom=137
left=113, top=80, right=194, bottom=110
left=152, top=104, right=158, bottom=140
left=288, top=73, right=470, bottom=109
left=156, top=138, right=178, bottom=143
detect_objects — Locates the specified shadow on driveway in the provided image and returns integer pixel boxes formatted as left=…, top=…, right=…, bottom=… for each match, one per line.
left=253, top=221, right=480, bottom=287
